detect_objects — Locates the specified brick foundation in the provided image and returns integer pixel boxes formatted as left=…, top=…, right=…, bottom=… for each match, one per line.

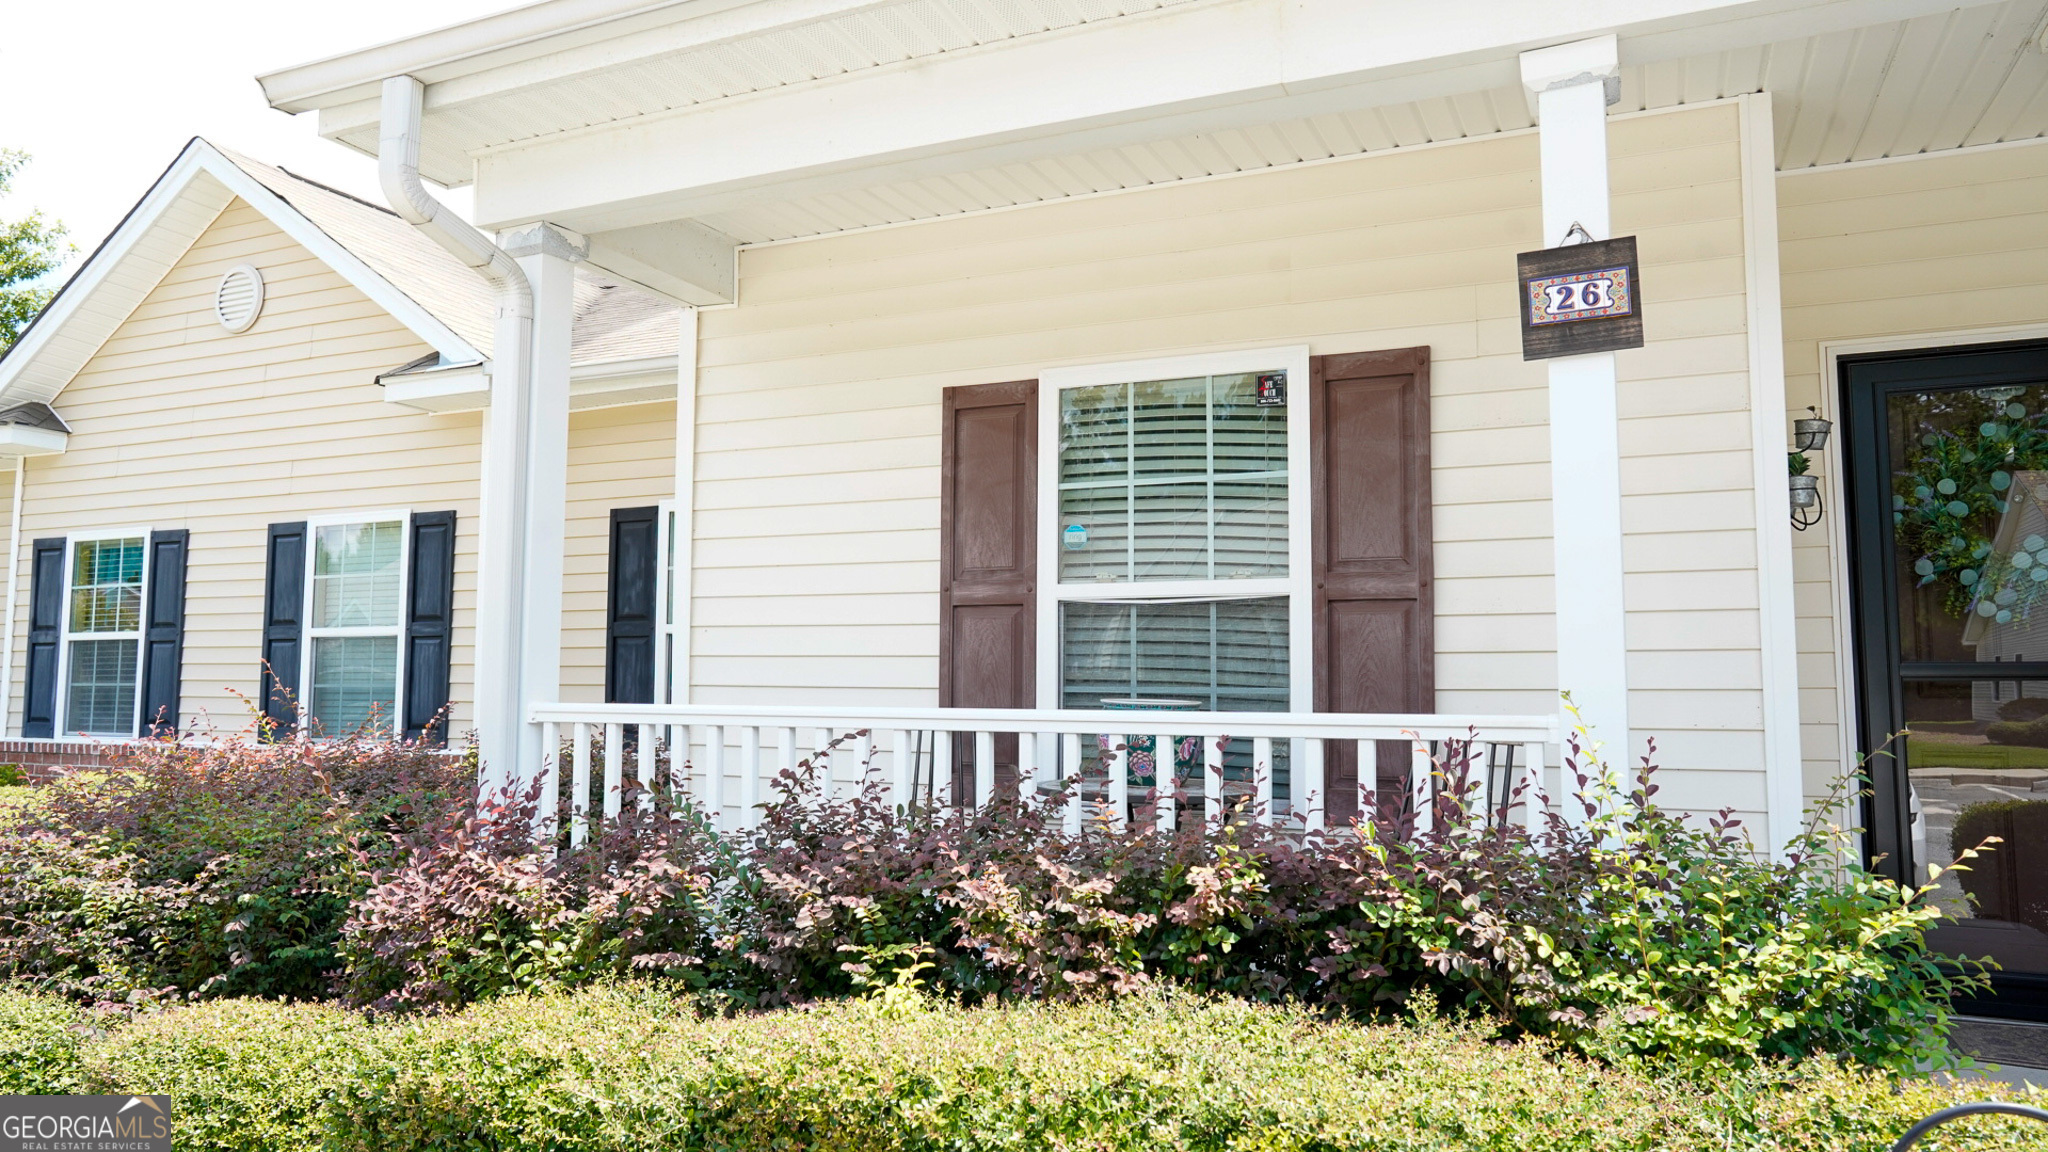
left=0, top=740, right=146, bottom=783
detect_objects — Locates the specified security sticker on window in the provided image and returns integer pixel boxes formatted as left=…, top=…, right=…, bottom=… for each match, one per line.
left=1255, top=372, right=1286, bottom=407
left=1063, top=524, right=1088, bottom=551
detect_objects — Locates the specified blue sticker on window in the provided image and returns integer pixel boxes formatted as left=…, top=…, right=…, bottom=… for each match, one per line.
left=1063, top=524, right=1088, bottom=550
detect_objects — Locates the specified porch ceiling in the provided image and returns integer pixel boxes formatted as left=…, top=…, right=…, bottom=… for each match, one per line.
left=698, top=0, right=2048, bottom=243
left=262, top=0, right=2048, bottom=247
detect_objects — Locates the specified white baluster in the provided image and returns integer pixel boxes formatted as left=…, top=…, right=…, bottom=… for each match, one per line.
left=538, top=720, right=560, bottom=838
left=1253, top=736, right=1274, bottom=825
left=888, top=730, right=913, bottom=810
left=703, top=724, right=725, bottom=827
left=1300, top=737, right=1325, bottom=833
left=1061, top=732, right=1084, bottom=835
left=934, top=732, right=954, bottom=809
left=1154, top=732, right=1175, bottom=833
left=775, top=727, right=796, bottom=805
left=1017, top=732, right=1038, bottom=803
left=1411, top=739, right=1433, bottom=835
left=603, top=722, right=624, bottom=820
left=1522, top=740, right=1547, bottom=833
left=636, top=723, right=655, bottom=812
left=855, top=730, right=875, bottom=796
left=1358, top=739, right=1376, bottom=825
left=571, top=722, right=592, bottom=847
left=1204, top=736, right=1223, bottom=831
left=973, top=731, right=995, bottom=808
left=1107, top=736, right=1129, bottom=832
left=741, top=725, right=762, bottom=827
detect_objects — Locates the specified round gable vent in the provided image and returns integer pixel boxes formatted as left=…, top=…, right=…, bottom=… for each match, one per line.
left=214, top=264, right=265, bottom=333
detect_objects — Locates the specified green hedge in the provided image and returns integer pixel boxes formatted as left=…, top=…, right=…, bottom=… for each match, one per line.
left=6, top=984, right=2048, bottom=1151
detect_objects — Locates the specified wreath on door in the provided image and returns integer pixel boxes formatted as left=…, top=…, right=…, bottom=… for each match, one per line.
left=1894, top=399, right=2048, bottom=620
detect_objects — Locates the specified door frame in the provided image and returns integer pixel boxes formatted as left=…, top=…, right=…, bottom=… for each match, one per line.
left=1834, top=333, right=2048, bottom=885
left=1821, top=324, right=2048, bottom=865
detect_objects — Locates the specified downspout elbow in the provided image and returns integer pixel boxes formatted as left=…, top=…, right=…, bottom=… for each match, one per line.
left=377, top=75, right=531, bottom=320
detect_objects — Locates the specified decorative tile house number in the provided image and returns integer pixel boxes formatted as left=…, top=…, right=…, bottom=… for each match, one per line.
left=1516, top=235, right=1644, bottom=360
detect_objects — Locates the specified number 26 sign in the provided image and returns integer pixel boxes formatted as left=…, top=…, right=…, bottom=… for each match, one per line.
left=1516, top=235, right=1643, bottom=360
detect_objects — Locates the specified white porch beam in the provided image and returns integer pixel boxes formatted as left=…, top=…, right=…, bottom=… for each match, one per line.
left=504, top=222, right=580, bottom=783
left=453, top=0, right=2008, bottom=232
left=1523, top=37, right=1632, bottom=772
left=585, top=221, right=737, bottom=307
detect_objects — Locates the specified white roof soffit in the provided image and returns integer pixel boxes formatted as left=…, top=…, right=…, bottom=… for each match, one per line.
left=261, top=0, right=2044, bottom=240
left=0, top=139, right=484, bottom=408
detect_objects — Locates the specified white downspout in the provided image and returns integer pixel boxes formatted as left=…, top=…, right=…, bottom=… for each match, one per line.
left=378, top=75, right=534, bottom=803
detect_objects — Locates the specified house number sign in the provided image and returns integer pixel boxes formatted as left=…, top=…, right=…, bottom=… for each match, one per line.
left=1516, top=235, right=1644, bottom=360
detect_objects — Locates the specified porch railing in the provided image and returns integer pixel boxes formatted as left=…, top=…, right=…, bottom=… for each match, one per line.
left=527, top=703, right=1562, bottom=845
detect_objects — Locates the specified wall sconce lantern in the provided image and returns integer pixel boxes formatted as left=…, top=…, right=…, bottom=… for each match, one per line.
left=1790, top=407, right=1832, bottom=531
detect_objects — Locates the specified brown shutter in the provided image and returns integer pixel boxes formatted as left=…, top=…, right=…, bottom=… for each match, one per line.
left=939, top=379, right=1037, bottom=801
left=1311, top=348, right=1433, bottom=824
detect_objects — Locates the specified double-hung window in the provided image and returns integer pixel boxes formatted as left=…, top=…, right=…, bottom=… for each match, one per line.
left=58, top=534, right=148, bottom=736
left=1038, top=347, right=1312, bottom=718
left=303, top=515, right=407, bottom=736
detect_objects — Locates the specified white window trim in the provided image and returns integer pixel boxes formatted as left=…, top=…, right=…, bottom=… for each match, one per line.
left=1035, top=344, right=1313, bottom=713
left=298, top=509, right=412, bottom=737
left=53, top=527, right=153, bottom=739
left=656, top=498, right=680, bottom=705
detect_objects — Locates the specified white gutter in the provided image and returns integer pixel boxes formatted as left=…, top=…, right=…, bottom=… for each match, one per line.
left=378, top=74, right=533, bottom=801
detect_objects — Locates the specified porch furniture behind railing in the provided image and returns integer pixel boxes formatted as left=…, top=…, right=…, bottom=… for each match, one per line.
left=527, top=704, right=1562, bottom=846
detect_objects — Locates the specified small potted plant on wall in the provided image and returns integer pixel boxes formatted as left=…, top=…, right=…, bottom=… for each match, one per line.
left=1790, top=451, right=1819, bottom=509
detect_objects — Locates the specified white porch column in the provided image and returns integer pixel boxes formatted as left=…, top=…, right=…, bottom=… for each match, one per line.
left=1521, top=37, right=1631, bottom=769
left=500, top=223, right=580, bottom=788
left=670, top=308, right=698, bottom=706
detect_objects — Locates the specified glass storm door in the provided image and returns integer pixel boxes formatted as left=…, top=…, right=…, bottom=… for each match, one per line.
left=1843, top=340, right=2048, bottom=1019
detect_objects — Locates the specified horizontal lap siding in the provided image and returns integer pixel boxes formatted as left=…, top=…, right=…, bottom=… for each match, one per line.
left=561, top=402, right=676, bottom=703
left=694, top=103, right=1764, bottom=817
left=1779, top=141, right=2048, bottom=805
left=4, top=200, right=482, bottom=739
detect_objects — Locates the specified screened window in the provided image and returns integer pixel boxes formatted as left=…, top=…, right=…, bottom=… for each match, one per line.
left=63, top=537, right=145, bottom=736
left=305, top=519, right=404, bottom=736
left=1058, top=373, right=1287, bottom=584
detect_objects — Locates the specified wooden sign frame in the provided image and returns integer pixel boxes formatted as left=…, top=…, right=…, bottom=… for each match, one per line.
left=1516, top=235, right=1643, bottom=360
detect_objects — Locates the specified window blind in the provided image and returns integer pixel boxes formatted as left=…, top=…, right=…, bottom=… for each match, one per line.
left=1058, top=373, right=1286, bottom=583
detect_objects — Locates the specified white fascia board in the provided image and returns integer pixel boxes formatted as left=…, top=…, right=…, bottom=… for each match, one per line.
left=381, top=354, right=681, bottom=413
left=259, top=0, right=900, bottom=114
left=463, top=0, right=2007, bottom=232
left=0, top=426, right=69, bottom=457
left=0, top=139, right=484, bottom=411
left=378, top=360, right=493, bottom=412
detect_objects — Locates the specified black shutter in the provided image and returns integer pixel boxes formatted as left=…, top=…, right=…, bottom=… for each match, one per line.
left=139, top=529, right=189, bottom=737
left=404, top=511, right=457, bottom=742
left=605, top=506, right=660, bottom=704
left=260, top=521, right=307, bottom=739
left=22, top=537, right=64, bottom=738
